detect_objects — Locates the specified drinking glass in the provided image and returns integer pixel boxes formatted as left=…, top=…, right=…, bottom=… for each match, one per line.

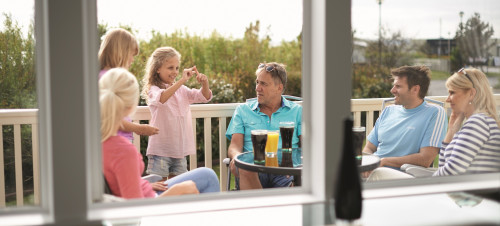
left=279, top=121, right=295, bottom=150
left=265, top=130, right=279, bottom=167
left=251, top=130, right=268, bottom=165
left=352, top=127, right=366, bottom=165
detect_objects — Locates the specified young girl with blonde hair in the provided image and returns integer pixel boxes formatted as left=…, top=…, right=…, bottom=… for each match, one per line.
left=142, top=47, right=212, bottom=180
left=100, top=68, right=219, bottom=199
left=98, top=28, right=159, bottom=141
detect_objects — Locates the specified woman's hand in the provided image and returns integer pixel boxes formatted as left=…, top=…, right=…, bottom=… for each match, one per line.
left=151, top=181, right=167, bottom=192
left=444, top=111, right=465, bottom=143
left=158, top=180, right=199, bottom=197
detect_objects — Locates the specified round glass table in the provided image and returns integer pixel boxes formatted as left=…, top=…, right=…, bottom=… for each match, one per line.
left=234, top=148, right=380, bottom=187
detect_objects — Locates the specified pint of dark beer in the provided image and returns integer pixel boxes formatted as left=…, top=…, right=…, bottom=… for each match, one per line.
left=279, top=121, right=295, bottom=149
left=352, top=127, right=366, bottom=166
left=251, top=130, right=268, bottom=165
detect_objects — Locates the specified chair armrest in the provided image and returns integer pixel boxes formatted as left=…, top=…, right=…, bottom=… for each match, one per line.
left=401, top=164, right=437, bottom=178
left=102, top=194, right=126, bottom=202
left=142, top=174, right=163, bottom=183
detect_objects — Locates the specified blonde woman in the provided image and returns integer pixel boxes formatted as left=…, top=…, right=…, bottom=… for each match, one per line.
left=100, top=68, right=219, bottom=199
left=98, top=28, right=159, bottom=141
left=434, top=67, right=500, bottom=176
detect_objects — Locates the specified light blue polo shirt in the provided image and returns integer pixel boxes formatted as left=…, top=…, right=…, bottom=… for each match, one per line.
left=367, top=100, right=448, bottom=158
left=226, top=96, right=302, bottom=152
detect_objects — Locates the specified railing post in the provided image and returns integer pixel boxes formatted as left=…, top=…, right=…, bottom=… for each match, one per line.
left=14, top=124, right=23, bottom=206
left=203, top=118, right=212, bottom=168
left=0, top=126, right=5, bottom=207
left=32, top=124, right=40, bottom=205
left=218, top=117, right=227, bottom=191
left=190, top=118, right=197, bottom=170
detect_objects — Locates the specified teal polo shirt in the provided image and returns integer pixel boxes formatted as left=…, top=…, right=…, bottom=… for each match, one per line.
left=226, top=96, right=302, bottom=152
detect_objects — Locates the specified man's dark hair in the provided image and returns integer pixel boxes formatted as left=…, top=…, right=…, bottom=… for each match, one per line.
left=391, top=65, right=431, bottom=99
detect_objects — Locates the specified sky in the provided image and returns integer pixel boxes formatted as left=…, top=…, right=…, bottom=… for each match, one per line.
left=1, top=0, right=499, bottom=42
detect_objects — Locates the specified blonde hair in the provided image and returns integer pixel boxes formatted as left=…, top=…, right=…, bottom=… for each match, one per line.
left=99, top=68, right=139, bottom=141
left=446, top=67, right=500, bottom=127
left=141, top=47, right=181, bottom=103
left=98, top=28, right=139, bottom=70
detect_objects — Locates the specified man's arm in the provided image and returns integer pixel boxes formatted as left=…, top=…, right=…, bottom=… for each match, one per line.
left=362, top=141, right=377, bottom=155
left=379, top=146, right=438, bottom=168
left=228, top=133, right=244, bottom=159
left=228, top=133, right=262, bottom=189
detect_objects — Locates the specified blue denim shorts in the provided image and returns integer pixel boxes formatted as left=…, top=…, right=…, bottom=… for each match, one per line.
left=146, top=155, right=188, bottom=177
left=234, top=167, right=293, bottom=190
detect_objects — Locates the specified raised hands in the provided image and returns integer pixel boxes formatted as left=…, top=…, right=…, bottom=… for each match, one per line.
left=181, top=66, right=198, bottom=83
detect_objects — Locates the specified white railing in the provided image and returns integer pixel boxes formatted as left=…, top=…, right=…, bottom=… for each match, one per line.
left=1, top=95, right=499, bottom=207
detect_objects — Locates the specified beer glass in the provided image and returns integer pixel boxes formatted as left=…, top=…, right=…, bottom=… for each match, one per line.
left=251, top=130, right=268, bottom=165
left=279, top=121, right=295, bottom=150
left=352, top=127, right=366, bottom=165
left=265, top=130, right=279, bottom=167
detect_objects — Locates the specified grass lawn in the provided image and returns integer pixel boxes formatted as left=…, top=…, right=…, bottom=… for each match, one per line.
left=212, top=164, right=236, bottom=191
left=431, top=70, right=452, bottom=80
left=432, top=70, right=500, bottom=89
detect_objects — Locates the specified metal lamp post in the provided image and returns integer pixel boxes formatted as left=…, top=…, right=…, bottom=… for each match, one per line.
left=376, top=0, right=383, bottom=67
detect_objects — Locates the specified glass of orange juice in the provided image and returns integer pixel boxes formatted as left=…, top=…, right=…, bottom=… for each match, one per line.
left=265, top=130, right=279, bottom=167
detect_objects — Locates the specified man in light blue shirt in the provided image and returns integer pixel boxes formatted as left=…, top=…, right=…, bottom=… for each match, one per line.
left=363, top=66, right=448, bottom=169
left=226, top=62, right=302, bottom=189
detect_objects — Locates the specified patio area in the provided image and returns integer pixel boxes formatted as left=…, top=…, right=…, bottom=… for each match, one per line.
left=1, top=94, right=499, bottom=207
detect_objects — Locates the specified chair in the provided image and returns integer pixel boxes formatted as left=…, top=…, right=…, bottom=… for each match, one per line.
left=400, top=164, right=437, bottom=178
left=223, top=95, right=303, bottom=191
left=103, top=174, right=162, bottom=202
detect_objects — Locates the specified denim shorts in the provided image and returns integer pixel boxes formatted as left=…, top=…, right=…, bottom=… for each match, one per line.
left=146, top=155, right=188, bottom=177
left=234, top=166, right=293, bottom=189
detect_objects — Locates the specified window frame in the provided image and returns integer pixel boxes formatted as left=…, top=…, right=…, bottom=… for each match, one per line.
left=1, top=0, right=499, bottom=225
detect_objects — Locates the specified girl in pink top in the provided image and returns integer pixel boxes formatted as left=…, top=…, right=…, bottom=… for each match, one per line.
left=142, top=47, right=212, bottom=180
left=98, top=28, right=159, bottom=142
left=100, top=68, right=219, bottom=199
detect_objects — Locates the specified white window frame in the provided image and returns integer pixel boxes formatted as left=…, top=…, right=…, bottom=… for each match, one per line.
left=1, top=0, right=498, bottom=225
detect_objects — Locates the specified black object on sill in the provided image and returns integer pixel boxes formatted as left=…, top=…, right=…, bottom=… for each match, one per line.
left=334, top=118, right=363, bottom=222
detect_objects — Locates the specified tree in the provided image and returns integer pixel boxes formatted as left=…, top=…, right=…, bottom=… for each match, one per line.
left=0, top=14, right=36, bottom=109
left=0, top=14, right=36, bottom=205
left=364, top=28, right=414, bottom=69
left=454, top=12, right=495, bottom=70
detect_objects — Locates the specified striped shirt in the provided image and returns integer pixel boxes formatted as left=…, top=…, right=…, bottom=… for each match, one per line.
left=434, top=113, right=500, bottom=176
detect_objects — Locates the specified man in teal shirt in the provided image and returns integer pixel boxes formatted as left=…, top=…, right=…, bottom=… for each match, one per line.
left=226, top=62, right=302, bottom=189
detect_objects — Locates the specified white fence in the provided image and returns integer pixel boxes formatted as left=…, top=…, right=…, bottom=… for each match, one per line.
left=1, top=95, right=500, bottom=207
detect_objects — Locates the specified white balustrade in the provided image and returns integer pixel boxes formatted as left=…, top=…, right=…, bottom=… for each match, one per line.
left=1, top=95, right=499, bottom=206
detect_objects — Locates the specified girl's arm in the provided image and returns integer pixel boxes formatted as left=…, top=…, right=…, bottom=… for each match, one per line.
left=159, top=66, right=196, bottom=104
left=121, top=119, right=159, bottom=136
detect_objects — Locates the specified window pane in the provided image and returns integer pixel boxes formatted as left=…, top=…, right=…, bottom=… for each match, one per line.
left=352, top=0, right=500, bottom=182
left=0, top=0, right=39, bottom=208
left=96, top=0, right=303, bottom=201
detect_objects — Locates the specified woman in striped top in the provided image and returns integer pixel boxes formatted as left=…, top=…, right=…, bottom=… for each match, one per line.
left=366, top=68, right=500, bottom=181
left=433, top=67, right=500, bottom=176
